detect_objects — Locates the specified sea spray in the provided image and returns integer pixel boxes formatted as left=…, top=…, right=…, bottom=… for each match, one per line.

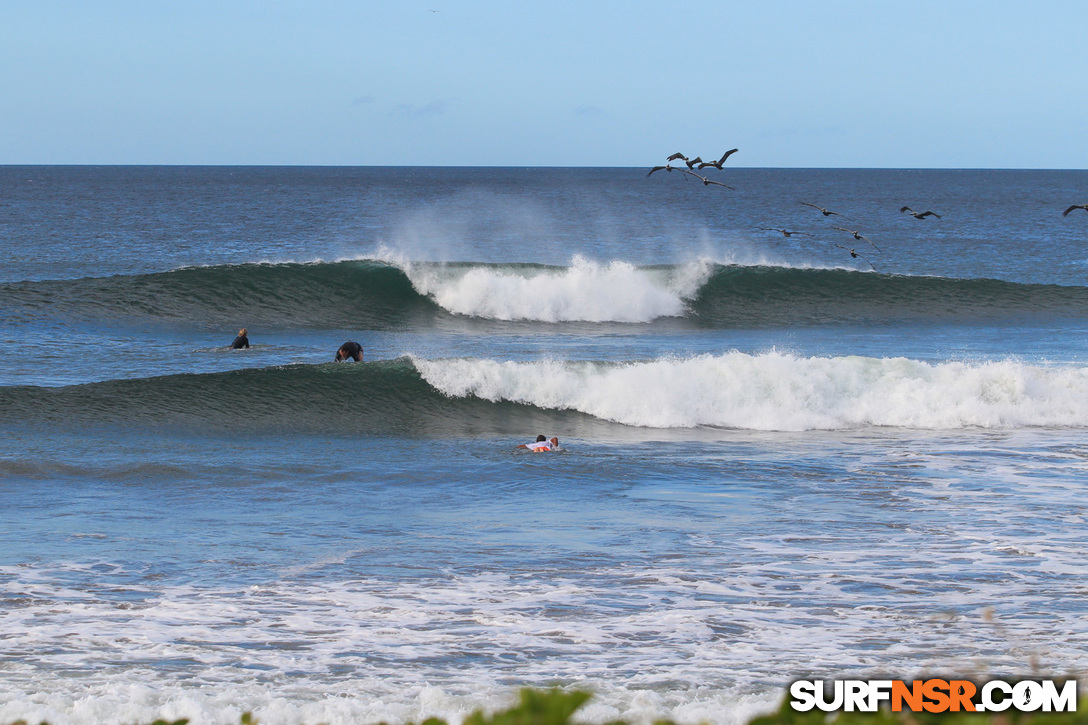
left=389, top=255, right=716, bottom=323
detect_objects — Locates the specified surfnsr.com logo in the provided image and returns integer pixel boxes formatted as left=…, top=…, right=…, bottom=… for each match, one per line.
left=790, top=679, right=1077, bottom=713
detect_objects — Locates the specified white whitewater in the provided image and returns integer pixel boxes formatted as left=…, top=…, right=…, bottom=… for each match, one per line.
left=415, top=352, right=1088, bottom=430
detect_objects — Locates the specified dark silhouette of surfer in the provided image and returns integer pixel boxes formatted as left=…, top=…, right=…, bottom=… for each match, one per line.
left=229, top=328, right=249, bottom=349
left=335, top=341, right=364, bottom=362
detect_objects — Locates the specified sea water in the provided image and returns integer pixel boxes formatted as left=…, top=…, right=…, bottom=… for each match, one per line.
left=1, top=166, right=1087, bottom=724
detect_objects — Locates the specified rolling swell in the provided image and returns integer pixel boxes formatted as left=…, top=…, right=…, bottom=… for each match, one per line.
left=3, top=259, right=1088, bottom=329
left=0, top=358, right=607, bottom=437
left=0, top=260, right=439, bottom=329
left=5, top=353, right=1088, bottom=435
left=690, top=266, right=1088, bottom=325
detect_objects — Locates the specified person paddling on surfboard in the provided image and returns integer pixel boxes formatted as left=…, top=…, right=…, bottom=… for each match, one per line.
left=334, top=341, right=363, bottom=362
left=229, top=328, right=250, bottom=349
left=517, top=435, right=560, bottom=452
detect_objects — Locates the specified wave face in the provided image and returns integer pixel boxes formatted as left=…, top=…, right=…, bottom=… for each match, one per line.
left=0, top=261, right=437, bottom=329
left=0, top=359, right=605, bottom=437
left=5, top=353, right=1088, bottom=434
left=687, top=265, right=1088, bottom=325
left=4, top=258, right=1088, bottom=328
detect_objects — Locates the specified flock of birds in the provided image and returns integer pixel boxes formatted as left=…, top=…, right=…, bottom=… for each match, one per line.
left=647, top=148, right=1088, bottom=272
left=648, top=149, right=740, bottom=189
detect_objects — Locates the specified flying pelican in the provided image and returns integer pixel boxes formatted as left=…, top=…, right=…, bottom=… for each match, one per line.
left=801, top=202, right=845, bottom=218
left=684, top=156, right=703, bottom=169
left=698, top=148, right=739, bottom=170
left=680, top=169, right=733, bottom=189
left=1063, top=204, right=1088, bottom=217
left=760, top=228, right=811, bottom=237
left=666, top=152, right=688, bottom=162
left=835, top=244, right=877, bottom=271
left=648, top=164, right=683, bottom=176
left=900, top=206, right=941, bottom=219
left=833, top=226, right=880, bottom=251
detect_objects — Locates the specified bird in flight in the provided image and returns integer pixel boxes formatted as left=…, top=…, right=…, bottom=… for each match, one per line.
left=760, top=228, right=810, bottom=237
left=801, top=202, right=846, bottom=218
left=680, top=169, right=733, bottom=189
left=1063, top=204, right=1088, bottom=217
left=684, top=156, right=703, bottom=169
left=648, top=164, right=683, bottom=176
left=698, top=149, right=739, bottom=170
left=833, top=227, right=880, bottom=251
left=900, top=206, right=941, bottom=219
left=666, top=152, right=688, bottom=162
left=835, top=244, right=877, bottom=271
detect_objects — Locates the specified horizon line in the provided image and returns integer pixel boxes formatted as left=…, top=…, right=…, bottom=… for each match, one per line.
left=2, top=163, right=1087, bottom=172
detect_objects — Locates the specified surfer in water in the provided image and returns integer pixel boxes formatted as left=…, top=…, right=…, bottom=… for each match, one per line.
left=229, top=328, right=250, bottom=349
left=335, top=341, right=364, bottom=362
left=517, top=435, right=560, bottom=452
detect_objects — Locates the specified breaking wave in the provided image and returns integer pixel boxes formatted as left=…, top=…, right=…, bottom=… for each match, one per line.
left=4, top=258, right=1088, bottom=328
left=4, top=353, right=1088, bottom=434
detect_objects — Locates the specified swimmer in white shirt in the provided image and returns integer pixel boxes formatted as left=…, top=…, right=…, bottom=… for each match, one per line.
left=517, top=435, right=560, bottom=452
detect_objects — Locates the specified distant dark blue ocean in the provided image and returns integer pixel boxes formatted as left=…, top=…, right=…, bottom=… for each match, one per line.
left=2, top=166, right=1087, bottom=724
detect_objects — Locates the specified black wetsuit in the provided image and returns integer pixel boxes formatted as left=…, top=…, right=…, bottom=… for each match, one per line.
left=336, top=341, right=363, bottom=361
left=230, top=334, right=250, bottom=349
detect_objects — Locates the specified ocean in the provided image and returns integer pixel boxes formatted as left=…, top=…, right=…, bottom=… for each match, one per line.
left=1, top=165, right=1086, bottom=724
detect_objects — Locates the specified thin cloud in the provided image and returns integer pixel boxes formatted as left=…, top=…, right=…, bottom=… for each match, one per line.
left=574, top=105, right=602, bottom=117
left=391, top=99, right=451, bottom=119
left=352, top=95, right=376, bottom=106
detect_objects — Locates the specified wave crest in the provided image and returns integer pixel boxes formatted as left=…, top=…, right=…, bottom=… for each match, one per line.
left=392, top=255, right=715, bottom=322
left=415, top=353, right=1088, bottom=431
left=5, top=354, right=1088, bottom=434
left=5, top=258, right=1088, bottom=328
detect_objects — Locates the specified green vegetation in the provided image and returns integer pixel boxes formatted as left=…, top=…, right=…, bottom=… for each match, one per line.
left=7, top=687, right=1086, bottom=725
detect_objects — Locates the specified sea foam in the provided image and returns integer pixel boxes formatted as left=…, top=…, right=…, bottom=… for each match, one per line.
left=386, top=255, right=715, bottom=322
left=413, top=352, right=1088, bottom=430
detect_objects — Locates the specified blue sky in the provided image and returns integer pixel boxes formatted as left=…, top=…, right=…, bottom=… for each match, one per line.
left=2, top=1, right=1085, bottom=167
